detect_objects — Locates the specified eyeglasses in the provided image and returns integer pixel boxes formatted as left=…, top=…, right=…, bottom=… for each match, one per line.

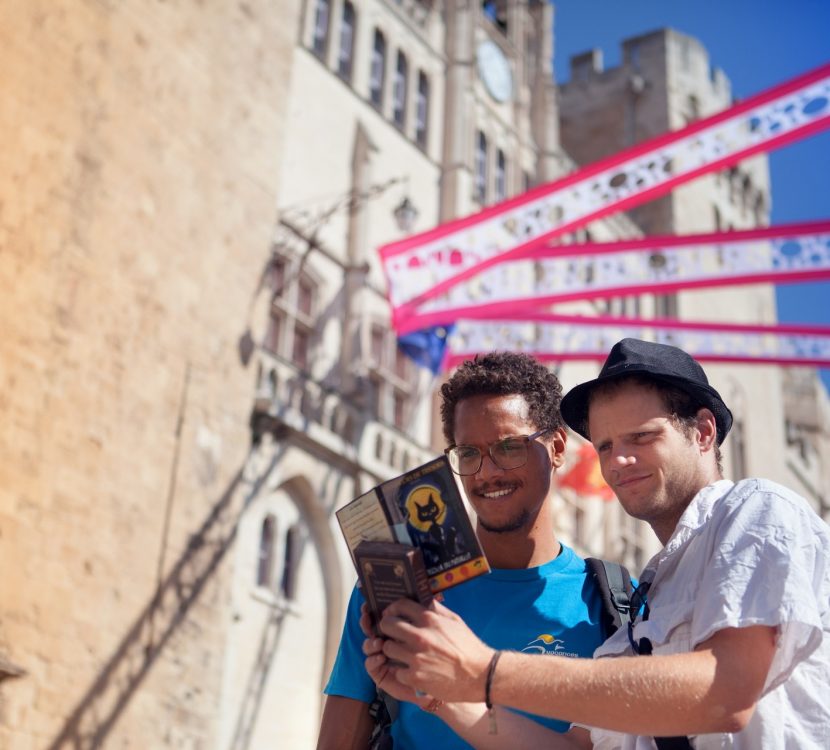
left=627, top=580, right=653, bottom=655
left=445, top=429, right=549, bottom=476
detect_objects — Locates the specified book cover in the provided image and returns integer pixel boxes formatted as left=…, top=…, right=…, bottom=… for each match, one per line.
left=354, top=541, right=433, bottom=629
left=337, top=455, right=490, bottom=594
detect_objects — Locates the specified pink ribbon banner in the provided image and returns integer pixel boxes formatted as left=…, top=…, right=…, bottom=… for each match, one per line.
left=443, top=314, right=830, bottom=372
left=395, top=222, right=830, bottom=334
left=381, top=62, right=830, bottom=326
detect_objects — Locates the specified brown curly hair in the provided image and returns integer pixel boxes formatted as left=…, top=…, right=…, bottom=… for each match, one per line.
left=440, top=352, right=564, bottom=445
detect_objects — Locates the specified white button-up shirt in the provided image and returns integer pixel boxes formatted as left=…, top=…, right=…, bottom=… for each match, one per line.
left=590, top=478, right=830, bottom=749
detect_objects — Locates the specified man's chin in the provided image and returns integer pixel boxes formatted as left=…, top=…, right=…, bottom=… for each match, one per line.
left=479, top=511, right=530, bottom=534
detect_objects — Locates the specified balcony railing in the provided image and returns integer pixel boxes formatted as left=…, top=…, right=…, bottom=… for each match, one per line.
left=252, top=350, right=432, bottom=481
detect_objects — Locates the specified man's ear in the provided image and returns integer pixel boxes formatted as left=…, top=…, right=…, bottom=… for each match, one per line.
left=548, top=427, right=567, bottom=468
left=696, top=408, right=717, bottom=452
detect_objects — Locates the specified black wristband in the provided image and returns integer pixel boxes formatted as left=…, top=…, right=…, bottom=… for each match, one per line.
left=484, top=650, right=502, bottom=710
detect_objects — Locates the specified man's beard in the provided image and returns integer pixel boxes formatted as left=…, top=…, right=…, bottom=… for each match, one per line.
left=479, top=509, right=530, bottom=534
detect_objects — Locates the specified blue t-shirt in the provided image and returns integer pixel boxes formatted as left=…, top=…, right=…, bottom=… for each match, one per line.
left=324, top=543, right=606, bottom=749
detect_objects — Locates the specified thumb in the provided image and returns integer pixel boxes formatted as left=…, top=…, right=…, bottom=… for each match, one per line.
left=431, top=597, right=461, bottom=621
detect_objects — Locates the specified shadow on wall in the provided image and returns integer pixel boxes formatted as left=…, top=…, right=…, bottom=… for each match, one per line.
left=227, top=606, right=290, bottom=750
left=46, top=456, right=278, bottom=750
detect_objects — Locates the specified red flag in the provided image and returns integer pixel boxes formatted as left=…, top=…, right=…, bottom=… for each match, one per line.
left=557, top=443, right=615, bottom=502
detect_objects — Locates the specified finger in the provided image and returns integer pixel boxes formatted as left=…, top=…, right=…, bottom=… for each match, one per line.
left=366, top=659, right=419, bottom=703
left=362, top=636, right=385, bottom=657
left=382, top=597, right=429, bottom=622
left=381, top=637, right=415, bottom=666
left=364, top=653, right=390, bottom=685
left=365, top=652, right=386, bottom=673
left=378, top=613, right=423, bottom=642
left=393, top=663, right=415, bottom=688
left=431, top=597, right=462, bottom=622
left=359, top=603, right=376, bottom=638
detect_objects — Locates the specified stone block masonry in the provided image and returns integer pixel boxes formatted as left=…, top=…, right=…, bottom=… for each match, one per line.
left=0, top=1, right=299, bottom=747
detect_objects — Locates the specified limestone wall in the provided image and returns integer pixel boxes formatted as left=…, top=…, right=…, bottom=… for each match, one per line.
left=0, top=1, right=299, bottom=746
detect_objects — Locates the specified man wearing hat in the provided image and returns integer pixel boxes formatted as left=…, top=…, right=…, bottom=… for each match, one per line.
left=367, top=338, right=830, bottom=749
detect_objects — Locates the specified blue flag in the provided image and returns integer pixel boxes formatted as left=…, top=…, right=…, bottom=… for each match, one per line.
left=397, top=325, right=454, bottom=374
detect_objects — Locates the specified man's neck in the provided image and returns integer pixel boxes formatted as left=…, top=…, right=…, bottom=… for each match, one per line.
left=477, top=518, right=561, bottom=569
left=652, top=473, right=723, bottom=546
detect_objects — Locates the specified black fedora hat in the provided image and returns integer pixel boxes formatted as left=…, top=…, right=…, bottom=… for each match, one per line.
left=560, top=338, right=733, bottom=444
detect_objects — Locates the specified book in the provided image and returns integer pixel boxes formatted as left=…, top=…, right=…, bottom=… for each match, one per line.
left=336, top=455, right=490, bottom=595
left=354, top=541, right=434, bottom=629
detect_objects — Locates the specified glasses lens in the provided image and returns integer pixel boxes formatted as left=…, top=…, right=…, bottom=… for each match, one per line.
left=491, top=437, right=528, bottom=470
left=449, top=446, right=482, bottom=475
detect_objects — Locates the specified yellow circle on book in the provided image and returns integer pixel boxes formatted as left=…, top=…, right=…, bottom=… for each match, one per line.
left=404, top=485, right=448, bottom=532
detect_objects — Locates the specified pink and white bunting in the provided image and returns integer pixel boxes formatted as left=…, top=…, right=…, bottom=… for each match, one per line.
left=395, top=222, right=830, bottom=334
left=443, top=314, right=830, bottom=372
left=381, top=62, right=830, bottom=326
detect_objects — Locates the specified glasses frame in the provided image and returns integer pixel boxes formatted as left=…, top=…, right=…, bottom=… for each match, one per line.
left=444, top=428, right=550, bottom=476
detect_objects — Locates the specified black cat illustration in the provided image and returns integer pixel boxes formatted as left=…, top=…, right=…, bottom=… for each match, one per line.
left=415, top=493, right=460, bottom=565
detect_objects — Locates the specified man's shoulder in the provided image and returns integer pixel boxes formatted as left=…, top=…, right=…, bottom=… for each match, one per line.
left=718, top=477, right=816, bottom=519
left=703, top=477, right=830, bottom=549
left=732, top=476, right=807, bottom=499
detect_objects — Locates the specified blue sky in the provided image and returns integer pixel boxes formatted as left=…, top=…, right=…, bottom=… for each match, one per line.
left=552, top=0, right=830, bottom=389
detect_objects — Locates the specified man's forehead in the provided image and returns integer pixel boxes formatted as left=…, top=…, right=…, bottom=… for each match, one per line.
left=457, top=392, right=530, bottom=416
left=588, top=385, right=670, bottom=428
left=454, top=393, right=533, bottom=436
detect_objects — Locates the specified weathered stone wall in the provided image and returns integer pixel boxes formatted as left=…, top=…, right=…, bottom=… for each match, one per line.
left=0, top=1, right=299, bottom=746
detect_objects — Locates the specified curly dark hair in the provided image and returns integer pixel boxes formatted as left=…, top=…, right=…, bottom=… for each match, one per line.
left=440, top=352, right=564, bottom=445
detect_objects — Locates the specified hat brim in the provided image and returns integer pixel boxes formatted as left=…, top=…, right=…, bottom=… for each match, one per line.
left=561, top=369, right=733, bottom=445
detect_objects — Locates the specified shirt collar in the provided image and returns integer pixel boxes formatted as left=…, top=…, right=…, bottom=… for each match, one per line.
left=646, top=479, right=735, bottom=572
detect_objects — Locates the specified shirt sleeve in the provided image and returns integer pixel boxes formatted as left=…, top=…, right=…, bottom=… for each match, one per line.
left=588, top=726, right=629, bottom=750
left=323, top=585, right=377, bottom=703
left=690, top=480, right=829, bottom=693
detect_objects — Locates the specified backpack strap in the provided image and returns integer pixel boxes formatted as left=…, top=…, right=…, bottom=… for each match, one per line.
left=585, top=557, right=635, bottom=639
left=587, top=558, right=693, bottom=750
left=654, top=739, right=694, bottom=749
left=367, top=689, right=398, bottom=750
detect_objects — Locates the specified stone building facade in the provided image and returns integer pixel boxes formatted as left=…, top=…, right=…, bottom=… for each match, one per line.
left=237, top=1, right=648, bottom=746
left=3, top=4, right=827, bottom=750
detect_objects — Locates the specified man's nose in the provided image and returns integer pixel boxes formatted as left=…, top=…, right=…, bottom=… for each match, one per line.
left=612, top=451, right=636, bottom=467
left=476, top=450, right=506, bottom=479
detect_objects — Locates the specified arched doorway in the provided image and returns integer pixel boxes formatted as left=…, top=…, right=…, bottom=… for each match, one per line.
left=218, top=473, right=341, bottom=750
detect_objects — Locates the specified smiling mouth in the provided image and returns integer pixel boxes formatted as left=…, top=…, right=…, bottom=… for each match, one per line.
left=616, top=474, right=650, bottom=488
left=479, top=486, right=517, bottom=499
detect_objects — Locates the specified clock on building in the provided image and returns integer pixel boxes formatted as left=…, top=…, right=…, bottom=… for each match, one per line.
left=476, top=39, right=513, bottom=103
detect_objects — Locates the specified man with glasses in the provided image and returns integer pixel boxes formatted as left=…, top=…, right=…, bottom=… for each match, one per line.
left=318, top=352, right=611, bottom=749
left=368, top=339, right=830, bottom=749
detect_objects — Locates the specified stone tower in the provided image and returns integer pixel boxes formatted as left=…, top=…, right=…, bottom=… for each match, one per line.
left=558, top=28, right=829, bottom=514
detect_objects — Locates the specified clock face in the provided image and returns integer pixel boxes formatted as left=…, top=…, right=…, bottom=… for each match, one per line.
left=476, top=40, right=513, bottom=103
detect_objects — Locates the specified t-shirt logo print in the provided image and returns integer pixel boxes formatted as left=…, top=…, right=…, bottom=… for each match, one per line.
left=522, top=634, right=565, bottom=654
left=522, top=633, right=581, bottom=657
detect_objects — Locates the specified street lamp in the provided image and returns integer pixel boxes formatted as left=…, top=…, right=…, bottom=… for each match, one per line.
left=393, top=196, right=418, bottom=232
